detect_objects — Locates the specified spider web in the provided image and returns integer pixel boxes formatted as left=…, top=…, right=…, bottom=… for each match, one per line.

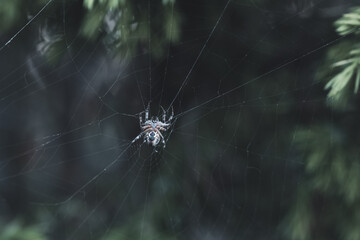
left=0, top=0, right=353, bottom=239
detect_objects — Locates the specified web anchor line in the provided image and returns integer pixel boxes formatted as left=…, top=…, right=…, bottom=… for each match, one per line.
left=173, top=34, right=348, bottom=120
left=0, top=0, right=54, bottom=53
left=167, top=0, right=232, bottom=112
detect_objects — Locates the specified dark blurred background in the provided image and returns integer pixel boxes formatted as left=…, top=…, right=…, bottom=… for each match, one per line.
left=0, top=0, right=359, bottom=239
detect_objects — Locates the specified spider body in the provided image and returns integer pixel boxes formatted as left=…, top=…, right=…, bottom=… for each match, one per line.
left=132, top=106, right=174, bottom=148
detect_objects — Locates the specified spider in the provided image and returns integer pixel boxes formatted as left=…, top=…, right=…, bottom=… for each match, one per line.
left=132, top=105, right=174, bottom=148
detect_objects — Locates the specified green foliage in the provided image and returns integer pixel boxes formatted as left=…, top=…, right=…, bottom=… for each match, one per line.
left=324, top=7, right=360, bottom=107
left=325, top=56, right=359, bottom=96
left=0, top=220, right=47, bottom=240
left=0, top=0, right=52, bottom=32
left=287, top=7, right=360, bottom=239
left=84, top=0, right=126, bottom=10
left=102, top=202, right=179, bottom=240
left=103, top=224, right=178, bottom=240
left=335, top=7, right=360, bottom=36
left=81, top=0, right=181, bottom=58
left=283, top=188, right=312, bottom=240
left=1, top=0, right=181, bottom=61
left=285, top=126, right=360, bottom=240
left=0, top=0, right=22, bottom=31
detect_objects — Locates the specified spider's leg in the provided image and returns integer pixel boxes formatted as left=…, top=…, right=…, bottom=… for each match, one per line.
left=162, top=138, right=166, bottom=148
left=167, top=106, right=174, bottom=123
left=145, top=102, right=150, bottom=121
left=155, top=125, right=166, bottom=131
left=158, top=130, right=166, bottom=148
left=143, top=127, right=153, bottom=133
left=145, top=110, right=149, bottom=121
left=142, top=125, right=152, bottom=131
left=132, top=132, right=144, bottom=143
left=160, top=106, right=166, bottom=122
left=139, top=112, right=143, bottom=128
left=155, top=129, right=166, bottom=147
left=155, top=128, right=164, bottom=139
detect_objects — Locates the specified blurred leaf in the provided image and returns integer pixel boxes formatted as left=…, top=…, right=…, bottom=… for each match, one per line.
left=0, top=220, right=47, bottom=240
left=283, top=188, right=312, bottom=240
left=163, top=5, right=181, bottom=42
left=335, top=7, right=360, bottom=36
left=324, top=7, right=360, bottom=108
left=325, top=62, right=356, bottom=99
left=286, top=124, right=360, bottom=239
left=81, top=7, right=104, bottom=38
left=79, top=0, right=180, bottom=58
left=84, top=0, right=95, bottom=9
left=0, top=0, right=22, bottom=31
